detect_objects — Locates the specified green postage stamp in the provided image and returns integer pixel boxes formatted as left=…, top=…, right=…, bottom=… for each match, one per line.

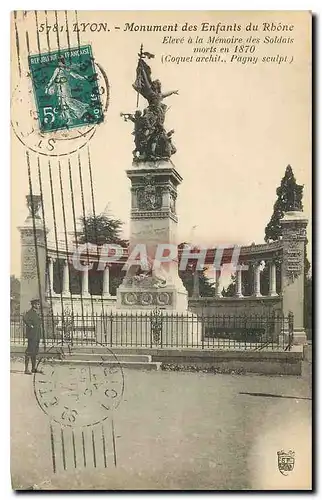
left=28, top=45, right=104, bottom=132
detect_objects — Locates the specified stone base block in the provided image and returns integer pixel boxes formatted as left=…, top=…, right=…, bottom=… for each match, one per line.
left=116, top=285, right=188, bottom=312
left=292, top=329, right=308, bottom=345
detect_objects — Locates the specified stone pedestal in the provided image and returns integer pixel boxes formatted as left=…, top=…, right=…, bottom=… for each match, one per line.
left=116, top=160, right=188, bottom=309
left=18, top=195, right=48, bottom=314
left=114, top=160, right=201, bottom=345
left=281, top=211, right=308, bottom=345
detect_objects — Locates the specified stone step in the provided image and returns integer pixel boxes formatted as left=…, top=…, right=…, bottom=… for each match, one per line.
left=60, top=353, right=152, bottom=363
left=49, top=359, right=161, bottom=371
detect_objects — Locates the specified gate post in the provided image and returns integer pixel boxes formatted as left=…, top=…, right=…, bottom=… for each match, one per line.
left=18, top=194, right=49, bottom=314
left=280, top=210, right=308, bottom=345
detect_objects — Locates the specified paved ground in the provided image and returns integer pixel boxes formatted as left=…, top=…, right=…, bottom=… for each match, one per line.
left=11, top=352, right=312, bottom=491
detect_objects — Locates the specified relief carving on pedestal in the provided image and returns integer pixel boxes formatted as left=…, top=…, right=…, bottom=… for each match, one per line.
left=284, top=241, right=303, bottom=283
left=123, top=273, right=167, bottom=289
left=21, top=246, right=37, bottom=279
left=137, top=176, right=162, bottom=211
left=170, top=192, right=177, bottom=214
left=282, top=225, right=307, bottom=241
left=122, top=291, right=173, bottom=307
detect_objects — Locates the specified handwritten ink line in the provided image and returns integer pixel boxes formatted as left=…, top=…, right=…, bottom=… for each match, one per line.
left=25, top=30, right=30, bottom=56
left=50, top=424, right=56, bottom=473
left=34, top=10, right=41, bottom=54
left=54, top=10, right=61, bottom=55
left=74, top=11, right=82, bottom=62
left=102, top=425, right=107, bottom=468
left=64, top=10, right=71, bottom=62
left=78, top=151, right=95, bottom=321
left=48, top=159, right=65, bottom=333
left=58, top=160, right=76, bottom=333
left=13, top=11, right=21, bottom=77
left=112, top=418, right=117, bottom=468
left=44, top=11, right=51, bottom=52
left=26, top=152, right=45, bottom=355
left=68, top=158, right=86, bottom=330
left=61, top=427, right=66, bottom=470
left=82, top=430, right=86, bottom=467
left=87, top=146, right=107, bottom=331
left=92, top=429, right=97, bottom=468
left=72, top=429, right=77, bottom=468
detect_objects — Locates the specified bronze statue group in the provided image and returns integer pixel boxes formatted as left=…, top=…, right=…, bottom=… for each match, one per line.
left=121, top=48, right=178, bottom=162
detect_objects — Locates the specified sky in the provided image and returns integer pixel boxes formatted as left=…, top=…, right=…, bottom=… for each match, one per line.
left=11, top=10, right=311, bottom=278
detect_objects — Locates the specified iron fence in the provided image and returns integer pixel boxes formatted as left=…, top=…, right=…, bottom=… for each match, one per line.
left=10, top=310, right=294, bottom=351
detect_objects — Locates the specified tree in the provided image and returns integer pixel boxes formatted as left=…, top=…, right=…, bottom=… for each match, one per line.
left=224, top=165, right=310, bottom=298
left=179, top=267, right=216, bottom=297
left=262, top=164, right=310, bottom=295
left=264, top=164, right=304, bottom=242
left=78, top=213, right=128, bottom=247
left=222, top=266, right=253, bottom=297
left=10, top=275, right=20, bottom=316
left=178, top=243, right=216, bottom=297
left=76, top=213, right=128, bottom=294
left=222, top=275, right=236, bottom=297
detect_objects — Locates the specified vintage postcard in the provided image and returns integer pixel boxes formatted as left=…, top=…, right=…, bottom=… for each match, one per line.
left=10, top=10, right=312, bottom=490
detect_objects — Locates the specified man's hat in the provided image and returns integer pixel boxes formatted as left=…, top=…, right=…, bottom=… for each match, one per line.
left=30, top=298, right=40, bottom=304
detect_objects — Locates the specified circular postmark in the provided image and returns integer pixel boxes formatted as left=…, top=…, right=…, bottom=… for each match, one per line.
left=11, top=58, right=109, bottom=157
left=33, top=344, right=124, bottom=428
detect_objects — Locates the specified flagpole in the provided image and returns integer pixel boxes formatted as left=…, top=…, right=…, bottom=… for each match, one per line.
left=136, top=43, right=143, bottom=109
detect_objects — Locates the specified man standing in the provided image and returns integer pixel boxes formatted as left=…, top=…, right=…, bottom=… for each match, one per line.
left=23, top=298, right=43, bottom=375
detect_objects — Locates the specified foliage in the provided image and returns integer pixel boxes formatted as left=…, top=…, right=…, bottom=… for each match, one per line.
left=222, top=267, right=253, bottom=297
left=75, top=212, right=127, bottom=295
left=224, top=165, right=310, bottom=297
left=179, top=267, right=216, bottom=297
left=178, top=243, right=216, bottom=297
left=264, top=165, right=303, bottom=242
left=222, top=275, right=236, bottom=297
left=78, top=213, right=128, bottom=247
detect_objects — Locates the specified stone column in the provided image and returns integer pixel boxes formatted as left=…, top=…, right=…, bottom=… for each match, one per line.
left=281, top=210, right=308, bottom=344
left=82, top=266, right=89, bottom=296
left=103, top=265, right=110, bottom=297
left=62, top=259, right=70, bottom=295
left=235, top=269, right=243, bottom=298
left=192, top=270, right=200, bottom=298
left=215, top=269, right=222, bottom=298
left=253, top=261, right=262, bottom=297
left=269, top=261, right=278, bottom=297
left=47, top=257, right=54, bottom=294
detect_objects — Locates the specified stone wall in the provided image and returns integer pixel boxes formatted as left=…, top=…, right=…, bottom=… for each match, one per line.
left=188, top=296, right=282, bottom=316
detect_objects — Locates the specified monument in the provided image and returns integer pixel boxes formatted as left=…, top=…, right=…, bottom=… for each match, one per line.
left=100, top=45, right=202, bottom=345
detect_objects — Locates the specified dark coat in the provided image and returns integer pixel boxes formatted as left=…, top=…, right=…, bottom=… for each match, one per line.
left=23, top=308, right=42, bottom=340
